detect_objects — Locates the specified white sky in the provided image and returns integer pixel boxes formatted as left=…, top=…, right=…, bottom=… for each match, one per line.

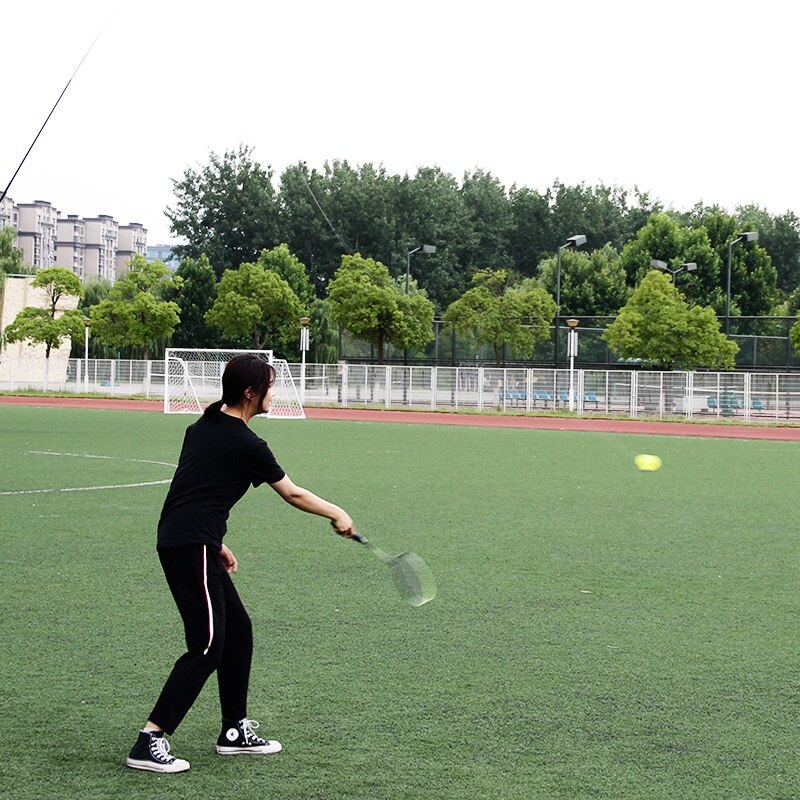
left=3, top=0, right=798, bottom=245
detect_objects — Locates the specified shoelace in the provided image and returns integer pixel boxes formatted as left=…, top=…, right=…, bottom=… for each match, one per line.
left=149, top=735, right=174, bottom=763
left=241, top=719, right=265, bottom=746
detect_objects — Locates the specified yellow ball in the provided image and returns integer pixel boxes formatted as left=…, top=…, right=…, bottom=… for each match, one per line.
left=634, top=454, right=662, bottom=471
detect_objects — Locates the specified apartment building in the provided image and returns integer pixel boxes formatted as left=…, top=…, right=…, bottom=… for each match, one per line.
left=16, top=200, right=58, bottom=270
left=56, top=214, right=86, bottom=279
left=146, top=243, right=180, bottom=270
left=82, top=214, right=118, bottom=282
left=117, top=222, right=147, bottom=276
left=1, top=196, right=149, bottom=282
left=0, top=194, right=17, bottom=232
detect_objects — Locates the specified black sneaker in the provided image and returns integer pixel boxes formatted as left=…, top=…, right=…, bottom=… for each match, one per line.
left=126, top=730, right=190, bottom=773
left=216, top=718, right=282, bottom=755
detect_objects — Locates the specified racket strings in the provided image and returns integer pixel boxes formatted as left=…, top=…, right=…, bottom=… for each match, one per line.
left=390, top=553, right=436, bottom=607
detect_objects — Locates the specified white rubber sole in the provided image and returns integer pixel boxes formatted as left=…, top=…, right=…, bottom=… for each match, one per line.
left=126, top=756, right=191, bottom=773
left=216, top=740, right=283, bottom=755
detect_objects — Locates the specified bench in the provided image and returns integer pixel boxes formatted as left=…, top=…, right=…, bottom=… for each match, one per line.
left=532, top=389, right=552, bottom=408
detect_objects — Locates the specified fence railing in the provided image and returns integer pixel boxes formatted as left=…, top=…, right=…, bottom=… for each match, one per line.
left=340, top=316, right=800, bottom=370
left=293, top=363, right=800, bottom=423
left=2, top=358, right=798, bottom=423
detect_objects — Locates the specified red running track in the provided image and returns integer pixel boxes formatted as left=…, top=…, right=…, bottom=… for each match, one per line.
left=1, top=395, right=799, bottom=441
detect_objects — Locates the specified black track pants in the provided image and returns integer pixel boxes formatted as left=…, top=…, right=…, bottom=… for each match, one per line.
left=149, top=544, right=253, bottom=734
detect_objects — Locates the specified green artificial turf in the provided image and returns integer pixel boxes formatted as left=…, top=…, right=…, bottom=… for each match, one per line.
left=0, top=405, right=798, bottom=799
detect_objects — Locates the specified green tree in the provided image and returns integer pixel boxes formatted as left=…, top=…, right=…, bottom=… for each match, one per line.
left=277, top=162, right=342, bottom=294
left=91, top=295, right=181, bottom=360
left=277, top=161, right=399, bottom=296
left=71, top=278, right=112, bottom=358
left=443, top=268, right=556, bottom=367
left=327, top=253, right=434, bottom=362
left=736, top=205, right=800, bottom=293
left=80, top=278, right=112, bottom=309
left=107, top=255, right=178, bottom=301
left=508, top=186, right=551, bottom=276
left=3, top=267, right=85, bottom=388
left=618, top=212, right=723, bottom=310
left=536, top=243, right=629, bottom=316
left=325, top=160, right=396, bottom=264
left=460, top=170, right=513, bottom=269
left=308, top=299, right=339, bottom=363
left=603, top=271, right=737, bottom=370
left=786, top=286, right=800, bottom=316
left=694, top=209, right=778, bottom=322
left=790, top=315, right=800, bottom=357
left=393, top=277, right=436, bottom=353
left=167, top=145, right=281, bottom=276
left=89, top=256, right=181, bottom=359
left=205, top=261, right=303, bottom=351
left=549, top=182, right=659, bottom=254
left=168, top=254, right=219, bottom=348
left=392, top=167, right=475, bottom=312
left=0, top=226, right=25, bottom=275
left=257, top=244, right=315, bottom=308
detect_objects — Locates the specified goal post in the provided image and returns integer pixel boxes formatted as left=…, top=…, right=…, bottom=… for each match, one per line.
left=164, top=348, right=305, bottom=419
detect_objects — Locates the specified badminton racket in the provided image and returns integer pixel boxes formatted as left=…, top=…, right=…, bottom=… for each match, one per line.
left=351, top=532, right=436, bottom=607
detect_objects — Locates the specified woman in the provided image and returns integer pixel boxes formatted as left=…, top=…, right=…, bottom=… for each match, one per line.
left=127, top=354, right=355, bottom=774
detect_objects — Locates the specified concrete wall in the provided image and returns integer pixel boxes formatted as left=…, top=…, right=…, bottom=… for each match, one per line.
left=0, top=275, right=79, bottom=387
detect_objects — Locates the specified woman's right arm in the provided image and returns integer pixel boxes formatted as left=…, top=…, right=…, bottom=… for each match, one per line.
left=269, top=475, right=355, bottom=536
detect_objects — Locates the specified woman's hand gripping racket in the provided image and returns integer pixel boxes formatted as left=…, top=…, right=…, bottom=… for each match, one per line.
left=351, top=532, right=437, bottom=607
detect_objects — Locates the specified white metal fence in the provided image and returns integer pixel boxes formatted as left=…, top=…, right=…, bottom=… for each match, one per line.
left=2, top=359, right=800, bottom=423
left=296, top=363, right=800, bottom=423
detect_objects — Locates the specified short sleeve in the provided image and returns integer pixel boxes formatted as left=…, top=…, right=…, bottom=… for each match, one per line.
left=249, top=438, right=286, bottom=487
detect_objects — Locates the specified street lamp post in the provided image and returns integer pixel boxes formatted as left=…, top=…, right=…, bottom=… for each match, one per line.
left=404, top=244, right=436, bottom=379
left=566, top=318, right=579, bottom=412
left=554, top=234, right=586, bottom=369
left=299, top=316, right=310, bottom=404
left=650, top=259, right=698, bottom=283
left=406, top=243, right=436, bottom=294
left=725, top=231, right=758, bottom=335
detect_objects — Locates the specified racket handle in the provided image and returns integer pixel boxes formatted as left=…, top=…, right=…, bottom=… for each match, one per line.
left=330, top=521, right=367, bottom=544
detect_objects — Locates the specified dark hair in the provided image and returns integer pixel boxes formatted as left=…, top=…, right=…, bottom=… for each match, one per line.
left=204, top=355, right=276, bottom=416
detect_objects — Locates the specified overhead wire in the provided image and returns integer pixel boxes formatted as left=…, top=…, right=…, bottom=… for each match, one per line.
left=303, top=173, right=354, bottom=254
left=0, top=18, right=112, bottom=205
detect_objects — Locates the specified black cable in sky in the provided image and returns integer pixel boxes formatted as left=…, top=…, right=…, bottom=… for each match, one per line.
left=303, top=174, right=354, bottom=254
left=0, top=21, right=110, bottom=206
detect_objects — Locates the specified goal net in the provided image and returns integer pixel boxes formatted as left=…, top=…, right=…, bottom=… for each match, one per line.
left=164, top=348, right=305, bottom=419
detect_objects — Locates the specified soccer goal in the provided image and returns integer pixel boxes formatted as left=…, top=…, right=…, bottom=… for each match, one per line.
left=164, top=348, right=305, bottom=419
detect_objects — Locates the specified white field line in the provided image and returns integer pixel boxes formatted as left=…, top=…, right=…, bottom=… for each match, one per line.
left=29, top=451, right=177, bottom=468
left=0, top=480, right=172, bottom=496
left=0, top=451, right=176, bottom=496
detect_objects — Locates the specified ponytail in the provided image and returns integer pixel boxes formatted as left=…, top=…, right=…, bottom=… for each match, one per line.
left=203, top=399, right=225, bottom=417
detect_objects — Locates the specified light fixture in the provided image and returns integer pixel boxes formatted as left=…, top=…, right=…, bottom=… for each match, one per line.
left=650, top=259, right=698, bottom=282
left=406, top=244, right=436, bottom=294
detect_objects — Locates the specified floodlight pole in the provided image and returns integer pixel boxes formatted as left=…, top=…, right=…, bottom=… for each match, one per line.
left=554, top=234, right=586, bottom=369
left=405, top=244, right=436, bottom=295
left=725, top=232, right=758, bottom=336
left=404, top=244, right=436, bottom=374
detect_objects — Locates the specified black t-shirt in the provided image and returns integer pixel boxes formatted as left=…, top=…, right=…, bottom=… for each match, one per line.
left=157, top=411, right=286, bottom=549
